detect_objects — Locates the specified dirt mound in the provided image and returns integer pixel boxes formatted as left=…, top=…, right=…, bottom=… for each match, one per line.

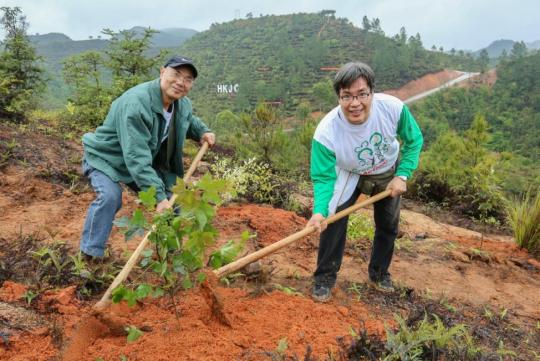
left=217, top=204, right=309, bottom=247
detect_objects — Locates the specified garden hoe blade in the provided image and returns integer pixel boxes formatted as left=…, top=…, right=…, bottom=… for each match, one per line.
left=61, top=142, right=209, bottom=361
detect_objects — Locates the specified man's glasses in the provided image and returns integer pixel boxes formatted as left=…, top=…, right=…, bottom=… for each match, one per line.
left=169, top=69, right=194, bottom=85
left=339, top=92, right=371, bottom=103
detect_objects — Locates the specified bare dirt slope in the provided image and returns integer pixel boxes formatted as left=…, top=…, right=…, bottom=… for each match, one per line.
left=383, top=70, right=465, bottom=100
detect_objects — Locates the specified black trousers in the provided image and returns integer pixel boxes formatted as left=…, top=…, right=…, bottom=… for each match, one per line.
left=313, top=174, right=400, bottom=286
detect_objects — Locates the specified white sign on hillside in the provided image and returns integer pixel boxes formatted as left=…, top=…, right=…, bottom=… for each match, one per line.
left=217, top=84, right=239, bottom=93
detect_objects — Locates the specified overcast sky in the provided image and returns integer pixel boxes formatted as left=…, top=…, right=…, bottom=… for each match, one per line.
left=2, top=0, right=539, bottom=51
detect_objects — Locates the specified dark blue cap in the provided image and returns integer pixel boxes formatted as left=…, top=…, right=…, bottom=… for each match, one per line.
left=164, top=55, right=198, bottom=78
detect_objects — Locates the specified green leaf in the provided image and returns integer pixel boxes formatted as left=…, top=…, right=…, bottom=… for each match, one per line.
left=182, top=276, right=193, bottom=290
left=209, top=239, right=245, bottom=269
left=152, top=261, right=168, bottom=276
left=135, top=284, right=152, bottom=299
left=111, top=286, right=127, bottom=304
left=138, top=187, right=157, bottom=210
left=126, top=325, right=144, bottom=343
left=140, top=257, right=153, bottom=267
left=194, top=209, right=207, bottom=230
left=152, top=287, right=165, bottom=298
left=171, top=178, right=187, bottom=195
left=124, top=209, right=147, bottom=241
left=131, top=209, right=146, bottom=226
left=196, top=272, right=207, bottom=283
left=172, top=255, right=187, bottom=274
left=166, top=234, right=180, bottom=250
left=124, top=290, right=138, bottom=307
left=113, top=216, right=130, bottom=228
left=177, top=250, right=203, bottom=271
left=141, top=249, right=153, bottom=258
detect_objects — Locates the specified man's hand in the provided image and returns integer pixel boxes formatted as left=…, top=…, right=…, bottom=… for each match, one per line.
left=201, top=132, right=216, bottom=147
left=306, top=213, right=327, bottom=233
left=386, top=176, right=407, bottom=198
left=156, top=199, right=171, bottom=213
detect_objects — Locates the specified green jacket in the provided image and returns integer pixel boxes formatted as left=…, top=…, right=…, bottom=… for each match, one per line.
left=83, top=78, right=210, bottom=202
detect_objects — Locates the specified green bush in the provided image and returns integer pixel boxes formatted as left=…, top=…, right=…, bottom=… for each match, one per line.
left=410, top=115, right=506, bottom=223
left=505, top=188, right=540, bottom=257
left=384, top=314, right=481, bottom=361
left=210, top=156, right=282, bottom=205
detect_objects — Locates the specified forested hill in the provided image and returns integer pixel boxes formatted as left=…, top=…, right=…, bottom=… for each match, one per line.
left=179, top=11, right=482, bottom=114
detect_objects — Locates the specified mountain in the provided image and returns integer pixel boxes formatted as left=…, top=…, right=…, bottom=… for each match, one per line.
left=474, top=39, right=540, bottom=58
left=27, top=12, right=483, bottom=112
left=29, top=27, right=197, bottom=67
left=29, top=34, right=108, bottom=67
left=527, top=40, right=540, bottom=50
left=178, top=12, right=481, bottom=117
left=27, top=27, right=197, bottom=108
left=474, top=39, right=515, bottom=58
left=130, top=26, right=198, bottom=47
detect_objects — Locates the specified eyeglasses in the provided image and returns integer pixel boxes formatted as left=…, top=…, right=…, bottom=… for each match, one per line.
left=339, top=92, right=371, bottom=103
left=169, top=69, right=194, bottom=85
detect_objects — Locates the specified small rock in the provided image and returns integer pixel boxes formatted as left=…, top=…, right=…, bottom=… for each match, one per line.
left=42, top=285, right=77, bottom=306
left=414, top=233, right=428, bottom=241
left=242, top=261, right=262, bottom=278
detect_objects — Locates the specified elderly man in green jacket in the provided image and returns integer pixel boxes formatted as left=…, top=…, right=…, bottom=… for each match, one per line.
left=80, top=55, right=215, bottom=258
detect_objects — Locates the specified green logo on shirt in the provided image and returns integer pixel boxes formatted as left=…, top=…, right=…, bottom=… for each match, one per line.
left=354, top=132, right=390, bottom=170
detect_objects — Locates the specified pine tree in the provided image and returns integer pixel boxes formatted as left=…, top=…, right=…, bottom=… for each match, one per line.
left=0, top=6, right=44, bottom=121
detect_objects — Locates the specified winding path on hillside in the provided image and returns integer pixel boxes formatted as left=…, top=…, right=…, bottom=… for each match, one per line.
left=403, top=71, right=479, bottom=104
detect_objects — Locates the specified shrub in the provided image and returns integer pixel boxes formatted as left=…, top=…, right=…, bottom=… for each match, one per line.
left=384, top=314, right=481, bottom=360
left=210, top=156, right=286, bottom=205
left=505, top=188, right=540, bottom=256
left=112, top=175, right=247, bottom=311
left=0, top=7, right=44, bottom=121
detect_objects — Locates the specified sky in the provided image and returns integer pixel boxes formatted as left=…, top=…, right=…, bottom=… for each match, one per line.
left=2, top=0, right=539, bottom=51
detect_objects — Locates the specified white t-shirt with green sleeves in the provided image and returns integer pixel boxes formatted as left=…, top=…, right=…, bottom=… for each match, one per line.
left=311, top=93, right=423, bottom=217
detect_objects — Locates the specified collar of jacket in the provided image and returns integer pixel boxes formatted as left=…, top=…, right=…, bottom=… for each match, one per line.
left=149, top=78, right=175, bottom=115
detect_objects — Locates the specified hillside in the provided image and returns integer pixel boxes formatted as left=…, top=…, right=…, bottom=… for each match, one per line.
left=0, top=118, right=539, bottom=360
left=179, top=12, right=482, bottom=117
left=30, top=12, right=484, bottom=113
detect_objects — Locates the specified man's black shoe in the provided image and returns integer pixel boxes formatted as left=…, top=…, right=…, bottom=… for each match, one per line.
left=368, top=275, right=395, bottom=293
left=312, top=284, right=331, bottom=302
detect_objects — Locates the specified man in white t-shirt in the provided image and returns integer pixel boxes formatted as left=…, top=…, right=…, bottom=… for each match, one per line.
left=306, top=62, right=423, bottom=301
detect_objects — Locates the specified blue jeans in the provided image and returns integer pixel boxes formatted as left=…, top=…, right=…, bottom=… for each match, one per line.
left=80, top=160, right=123, bottom=257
